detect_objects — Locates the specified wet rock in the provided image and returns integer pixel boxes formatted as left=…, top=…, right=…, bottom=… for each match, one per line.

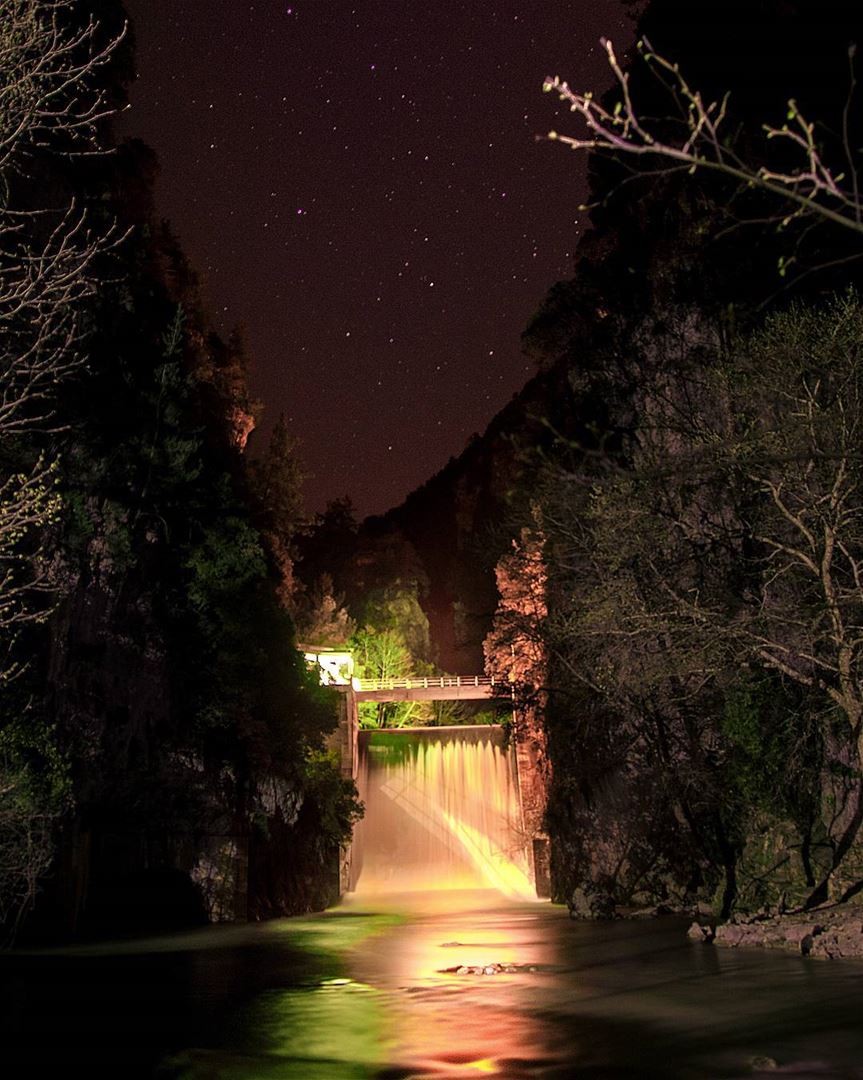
left=687, top=921, right=715, bottom=943
left=715, top=923, right=754, bottom=948
left=779, top=921, right=822, bottom=955
left=569, top=882, right=617, bottom=920
left=714, top=919, right=820, bottom=953
left=712, top=902, right=863, bottom=959
left=628, top=906, right=656, bottom=919
left=808, top=921, right=863, bottom=959
left=629, top=903, right=683, bottom=919
left=446, top=962, right=522, bottom=976
left=748, top=1054, right=778, bottom=1071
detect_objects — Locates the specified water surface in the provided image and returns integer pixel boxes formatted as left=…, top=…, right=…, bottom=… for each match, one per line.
left=3, top=893, right=863, bottom=1079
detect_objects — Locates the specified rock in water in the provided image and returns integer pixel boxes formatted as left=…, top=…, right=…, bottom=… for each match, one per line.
left=748, top=1055, right=778, bottom=1071
left=569, top=882, right=617, bottom=920
left=687, top=921, right=715, bottom=943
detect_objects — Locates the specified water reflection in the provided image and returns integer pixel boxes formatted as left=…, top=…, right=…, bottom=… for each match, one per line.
left=337, top=897, right=863, bottom=1079
left=5, top=900, right=863, bottom=1079
left=344, top=893, right=556, bottom=1078
left=228, top=977, right=388, bottom=1079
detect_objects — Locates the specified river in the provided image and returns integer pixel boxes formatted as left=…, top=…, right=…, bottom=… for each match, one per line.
left=3, top=891, right=862, bottom=1079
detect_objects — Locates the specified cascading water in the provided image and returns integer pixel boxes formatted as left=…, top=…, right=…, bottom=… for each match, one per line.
left=351, top=725, right=535, bottom=899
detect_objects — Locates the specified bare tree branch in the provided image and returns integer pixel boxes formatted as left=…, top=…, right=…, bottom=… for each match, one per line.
left=543, top=37, right=863, bottom=242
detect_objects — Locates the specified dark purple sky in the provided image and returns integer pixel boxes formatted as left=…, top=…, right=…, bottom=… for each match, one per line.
left=121, top=0, right=633, bottom=516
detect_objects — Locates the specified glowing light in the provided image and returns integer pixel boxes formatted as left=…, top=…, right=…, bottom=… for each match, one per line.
left=301, top=647, right=354, bottom=685
left=333, top=903, right=555, bottom=1076
left=353, top=727, right=535, bottom=899
left=440, top=811, right=536, bottom=900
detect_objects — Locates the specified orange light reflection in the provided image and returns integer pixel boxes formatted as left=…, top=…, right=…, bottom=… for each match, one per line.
left=348, top=897, right=556, bottom=1078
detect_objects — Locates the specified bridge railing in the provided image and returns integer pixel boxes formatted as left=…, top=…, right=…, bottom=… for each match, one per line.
left=354, top=674, right=503, bottom=692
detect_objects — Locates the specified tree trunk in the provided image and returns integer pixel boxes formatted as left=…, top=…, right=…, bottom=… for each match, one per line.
left=804, top=777, right=863, bottom=909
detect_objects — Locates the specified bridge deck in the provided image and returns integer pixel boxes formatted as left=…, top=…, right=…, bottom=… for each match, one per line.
left=353, top=675, right=510, bottom=703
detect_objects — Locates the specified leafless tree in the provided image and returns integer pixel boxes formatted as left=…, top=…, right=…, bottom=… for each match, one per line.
left=543, top=38, right=863, bottom=250
left=0, top=0, right=124, bottom=935
left=0, top=1, right=124, bottom=628
left=0, top=788, right=53, bottom=939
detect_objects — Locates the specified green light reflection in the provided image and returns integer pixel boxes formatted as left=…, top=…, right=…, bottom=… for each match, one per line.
left=268, top=909, right=404, bottom=954
left=239, top=976, right=385, bottom=1075
left=162, top=911, right=401, bottom=1079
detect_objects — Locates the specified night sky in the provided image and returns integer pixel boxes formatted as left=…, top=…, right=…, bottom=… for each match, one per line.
left=121, top=0, right=633, bottom=516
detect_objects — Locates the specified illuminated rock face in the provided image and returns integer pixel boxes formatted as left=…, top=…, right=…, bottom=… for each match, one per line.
left=351, top=726, right=535, bottom=900
left=484, top=528, right=551, bottom=895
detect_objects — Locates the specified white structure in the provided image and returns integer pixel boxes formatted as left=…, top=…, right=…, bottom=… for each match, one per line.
left=299, top=645, right=354, bottom=687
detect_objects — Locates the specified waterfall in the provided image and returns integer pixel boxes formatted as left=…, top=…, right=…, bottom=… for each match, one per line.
left=351, top=726, right=535, bottom=899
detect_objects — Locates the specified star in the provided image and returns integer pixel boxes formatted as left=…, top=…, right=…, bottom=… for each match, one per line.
left=120, top=0, right=625, bottom=515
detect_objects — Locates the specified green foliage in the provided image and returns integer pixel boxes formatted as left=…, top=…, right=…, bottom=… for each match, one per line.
left=535, top=289, right=863, bottom=911
left=720, top=673, right=821, bottom=822
left=296, top=574, right=356, bottom=647
left=300, top=748, right=364, bottom=854
left=247, top=745, right=362, bottom=917
left=722, top=682, right=768, bottom=760
left=355, top=588, right=430, bottom=663
left=0, top=1, right=367, bottom=937
left=249, top=413, right=306, bottom=543
left=346, top=566, right=435, bottom=728
left=0, top=712, right=70, bottom=808
left=351, top=624, right=424, bottom=728
left=247, top=413, right=307, bottom=607
left=0, top=0, right=133, bottom=935
left=184, top=515, right=267, bottom=618
left=0, top=702, right=70, bottom=936
left=522, top=0, right=863, bottom=915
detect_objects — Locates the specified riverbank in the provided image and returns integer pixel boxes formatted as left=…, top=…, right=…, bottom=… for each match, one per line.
left=689, top=901, right=863, bottom=959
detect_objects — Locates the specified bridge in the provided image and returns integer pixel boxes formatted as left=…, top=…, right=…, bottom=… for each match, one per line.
left=298, top=647, right=512, bottom=702
left=352, top=674, right=510, bottom=703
